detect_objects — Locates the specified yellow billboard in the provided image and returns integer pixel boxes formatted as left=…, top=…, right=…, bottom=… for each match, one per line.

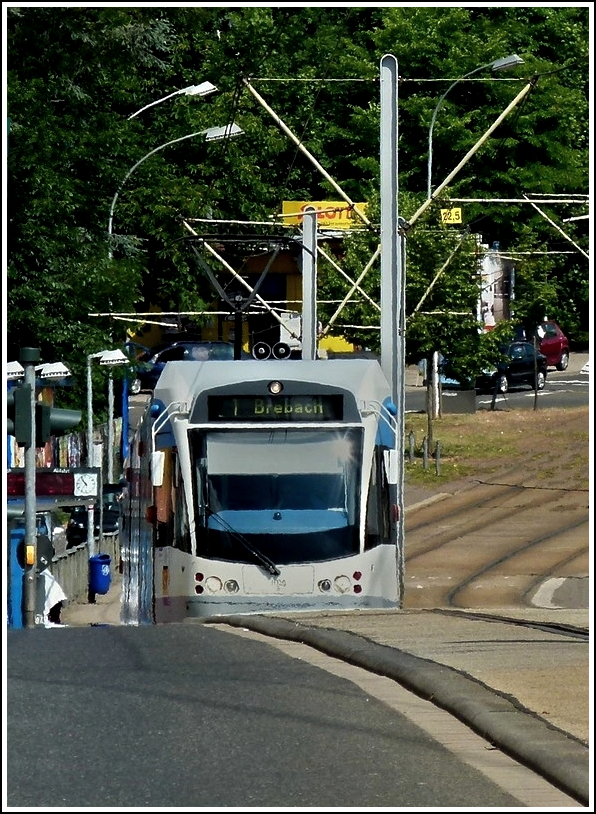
left=282, top=201, right=368, bottom=230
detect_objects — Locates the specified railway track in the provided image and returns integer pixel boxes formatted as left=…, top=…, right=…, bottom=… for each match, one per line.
left=426, top=608, right=589, bottom=641
left=403, top=478, right=589, bottom=611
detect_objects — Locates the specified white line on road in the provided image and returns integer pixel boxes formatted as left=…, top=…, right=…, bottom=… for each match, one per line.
left=531, top=577, right=566, bottom=609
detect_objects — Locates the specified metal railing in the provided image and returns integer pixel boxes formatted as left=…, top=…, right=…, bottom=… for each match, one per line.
left=51, top=534, right=120, bottom=604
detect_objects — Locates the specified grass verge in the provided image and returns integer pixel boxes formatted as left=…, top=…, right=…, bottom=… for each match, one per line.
left=403, top=406, right=589, bottom=489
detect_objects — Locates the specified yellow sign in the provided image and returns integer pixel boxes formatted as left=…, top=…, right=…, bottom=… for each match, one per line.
left=282, top=201, right=368, bottom=230
left=440, top=208, right=462, bottom=224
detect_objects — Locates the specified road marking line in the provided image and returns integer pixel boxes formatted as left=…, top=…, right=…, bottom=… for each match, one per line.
left=531, top=577, right=566, bottom=609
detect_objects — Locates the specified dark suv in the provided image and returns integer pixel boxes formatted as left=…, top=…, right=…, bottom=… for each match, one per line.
left=475, top=341, right=548, bottom=394
left=130, top=340, right=250, bottom=393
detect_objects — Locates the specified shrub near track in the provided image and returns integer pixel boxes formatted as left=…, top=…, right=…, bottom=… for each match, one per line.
left=404, top=406, right=589, bottom=491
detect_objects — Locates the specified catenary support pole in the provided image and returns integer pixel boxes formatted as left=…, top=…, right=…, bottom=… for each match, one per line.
left=301, top=207, right=318, bottom=360
left=380, top=54, right=404, bottom=605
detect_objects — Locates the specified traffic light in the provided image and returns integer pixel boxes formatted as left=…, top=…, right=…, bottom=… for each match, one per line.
left=7, top=387, right=81, bottom=447
left=7, top=385, right=32, bottom=446
left=35, top=404, right=82, bottom=446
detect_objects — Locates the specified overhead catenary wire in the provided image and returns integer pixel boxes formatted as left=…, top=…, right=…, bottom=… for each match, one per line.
left=319, top=246, right=381, bottom=338
left=407, top=233, right=468, bottom=324
left=251, top=76, right=525, bottom=83
left=446, top=198, right=587, bottom=204
left=182, top=219, right=303, bottom=341
left=242, top=77, right=372, bottom=231
left=522, top=195, right=589, bottom=260
left=168, top=57, right=581, bottom=347
left=252, top=7, right=363, bottom=226
left=407, top=78, right=537, bottom=230
left=205, top=62, right=555, bottom=343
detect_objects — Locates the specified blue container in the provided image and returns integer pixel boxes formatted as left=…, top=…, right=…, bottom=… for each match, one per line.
left=8, top=525, right=26, bottom=628
left=89, top=554, right=112, bottom=595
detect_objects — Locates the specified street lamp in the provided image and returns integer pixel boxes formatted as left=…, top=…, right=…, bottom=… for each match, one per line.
left=86, top=349, right=128, bottom=555
left=7, top=361, right=24, bottom=380
left=128, top=81, right=217, bottom=120
left=107, top=123, right=243, bottom=258
left=427, top=54, right=524, bottom=199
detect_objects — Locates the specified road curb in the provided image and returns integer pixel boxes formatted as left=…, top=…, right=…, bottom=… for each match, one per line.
left=204, top=614, right=589, bottom=806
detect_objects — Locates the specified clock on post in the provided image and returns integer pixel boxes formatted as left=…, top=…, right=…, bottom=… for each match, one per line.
left=74, top=470, right=99, bottom=498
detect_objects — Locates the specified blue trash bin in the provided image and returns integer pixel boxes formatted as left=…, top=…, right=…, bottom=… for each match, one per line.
left=89, top=554, right=112, bottom=595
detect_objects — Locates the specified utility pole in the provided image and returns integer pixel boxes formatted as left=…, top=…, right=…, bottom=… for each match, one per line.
left=21, top=347, right=40, bottom=628
left=379, top=54, right=405, bottom=604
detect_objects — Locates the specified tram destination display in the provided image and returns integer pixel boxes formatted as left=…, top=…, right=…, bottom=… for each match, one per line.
left=208, top=394, right=344, bottom=421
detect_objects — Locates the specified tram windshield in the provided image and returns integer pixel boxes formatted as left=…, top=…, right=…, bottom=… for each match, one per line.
left=192, top=428, right=363, bottom=565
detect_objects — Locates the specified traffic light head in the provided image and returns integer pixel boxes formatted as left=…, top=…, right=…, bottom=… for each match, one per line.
left=7, top=386, right=81, bottom=447
left=7, top=385, right=32, bottom=446
left=36, top=404, right=82, bottom=446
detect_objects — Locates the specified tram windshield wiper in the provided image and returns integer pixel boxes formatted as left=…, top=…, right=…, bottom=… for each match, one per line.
left=205, top=506, right=281, bottom=576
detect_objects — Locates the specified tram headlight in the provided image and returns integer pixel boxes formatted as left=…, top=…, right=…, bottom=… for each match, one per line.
left=224, top=579, right=240, bottom=594
left=268, top=380, right=284, bottom=395
left=334, top=575, right=351, bottom=594
left=318, top=579, right=332, bottom=592
left=205, top=576, right=223, bottom=593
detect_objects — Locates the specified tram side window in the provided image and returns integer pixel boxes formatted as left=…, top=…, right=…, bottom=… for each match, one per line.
left=173, top=458, right=191, bottom=553
left=364, top=448, right=391, bottom=550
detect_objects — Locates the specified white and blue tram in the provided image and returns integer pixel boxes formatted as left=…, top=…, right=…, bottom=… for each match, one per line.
left=121, top=358, right=401, bottom=623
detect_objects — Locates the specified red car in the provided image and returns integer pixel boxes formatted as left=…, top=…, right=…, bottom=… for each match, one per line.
left=514, top=321, right=570, bottom=371
left=535, top=321, right=570, bottom=370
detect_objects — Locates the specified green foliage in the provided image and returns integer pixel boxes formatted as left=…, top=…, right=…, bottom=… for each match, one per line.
left=7, top=6, right=589, bottom=417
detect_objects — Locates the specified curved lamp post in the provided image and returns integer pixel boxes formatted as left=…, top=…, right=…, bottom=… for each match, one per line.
left=128, top=81, right=217, bottom=120
left=427, top=54, right=524, bottom=199
left=107, top=123, right=243, bottom=258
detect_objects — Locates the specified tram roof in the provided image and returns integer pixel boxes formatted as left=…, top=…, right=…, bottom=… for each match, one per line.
left=153, top=357, right=392, bottom=412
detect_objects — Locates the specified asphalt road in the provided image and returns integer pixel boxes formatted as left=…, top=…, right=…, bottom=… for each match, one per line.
left=5, top=622, right=578, bottom=809
left=405, top=365, right=589, bottom=413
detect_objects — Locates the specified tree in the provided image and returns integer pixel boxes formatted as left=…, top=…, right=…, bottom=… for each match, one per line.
left=6, top=6, right=589, bottom=418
